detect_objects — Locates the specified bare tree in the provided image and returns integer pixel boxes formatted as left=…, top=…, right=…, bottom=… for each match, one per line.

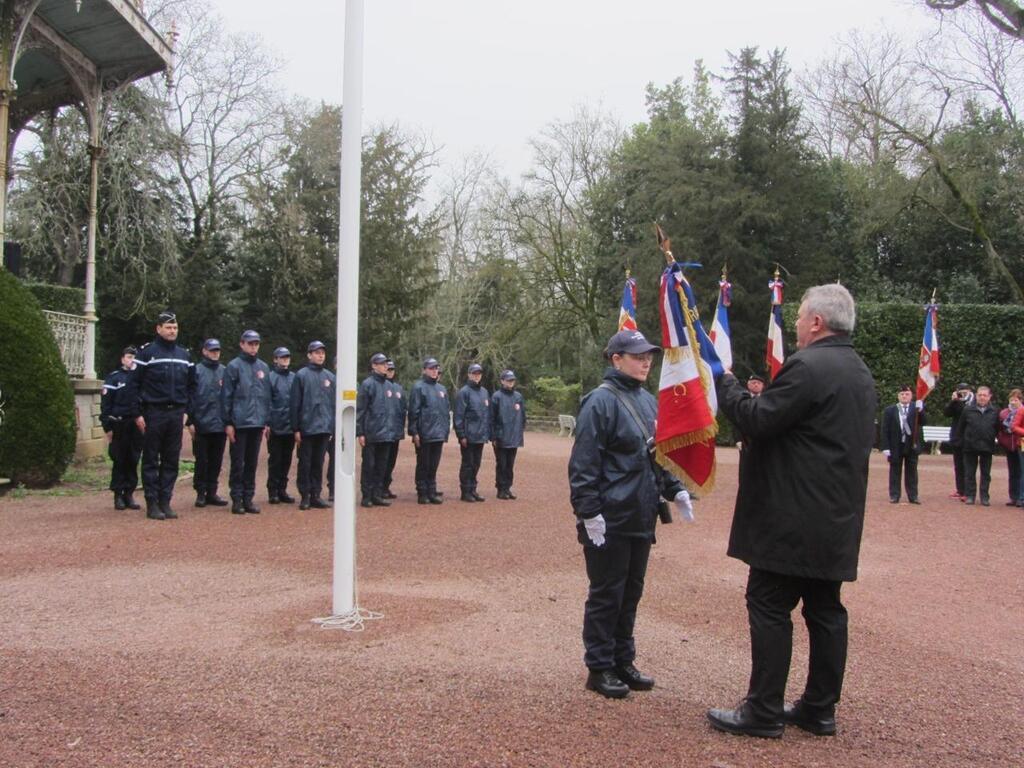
left=926, top=1, right=1024, bottom=40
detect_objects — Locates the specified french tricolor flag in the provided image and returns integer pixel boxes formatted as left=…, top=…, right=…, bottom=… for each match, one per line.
left=765, top=275, right=785, bottom=381
left=709, top=276, right=733, bottom=372
left=618, top=276, right=638, bottom=332
left=916, top=302, right=941, bottom=405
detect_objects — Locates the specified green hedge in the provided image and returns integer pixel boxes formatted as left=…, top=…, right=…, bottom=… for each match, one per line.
left=0, top=271, right=77, bottom=486
left=24, top=282, right=85, bottom=315
left=527, top=376, right=583, bottom=416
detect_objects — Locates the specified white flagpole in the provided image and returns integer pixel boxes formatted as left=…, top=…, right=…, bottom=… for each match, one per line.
left=332, top=0, right=364, bottom=618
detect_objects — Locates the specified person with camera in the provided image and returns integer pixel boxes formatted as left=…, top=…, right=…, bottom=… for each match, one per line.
left=568, top=328, right=693, bottom=700
left=944, top=383, right=975, bottom=500
left=954, top=385, right=1000, bottom=506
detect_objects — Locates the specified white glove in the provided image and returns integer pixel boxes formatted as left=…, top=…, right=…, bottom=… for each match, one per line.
left=882, top=449, right=891, bottom=458
left=583, top=514, right=606, bottom=546
left=674, top=490, right=694, bottom=523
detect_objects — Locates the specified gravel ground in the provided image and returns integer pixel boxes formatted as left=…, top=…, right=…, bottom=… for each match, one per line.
left=1, top=434, right=1021, bottom=767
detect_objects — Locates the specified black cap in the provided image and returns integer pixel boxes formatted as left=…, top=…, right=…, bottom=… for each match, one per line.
left=122, top=346, right=138, bottom=356
left=240, top=329, right=261, bottom=343
left=605, top=329, right=660, bottom=356
left=747, top=374, right=765, bottom=384
left=370, top=352, right=388, bottom=365
left=273, top=346, right=291, bottom=358
left=203, top=338, right=221, bottom=351
left=156, top=310, right=177, bottom=324
left=308, top=340, right=326, bottom=353
left=500, top=369, right=517, bottom=381
left=423, top=357, right=440, bottom=369
left=468, top=363, right=483, bottom=374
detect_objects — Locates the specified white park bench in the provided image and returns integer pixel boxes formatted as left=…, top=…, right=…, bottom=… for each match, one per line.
left=921, top=425, right=952, bottom=455
left=558, top=414, right=576, bottom=437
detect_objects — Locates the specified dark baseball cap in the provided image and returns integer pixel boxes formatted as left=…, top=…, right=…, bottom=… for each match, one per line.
left=370, top=352, right=388, bottom=365
left=605, top=329, right=659, bottom=356
left=468, top=363, right=483, bottom=374
left=308, top=340, right=326, bottom=353
left=203, top=338, right=221, bottom=351
left=122, top=345, right=138, bottom=356
left=500, top=369, right=517, bottom=381
left=240, top=329, right=261, bottom=343
left=273, top=346, right=291, bottom=358
left=156, top=310, right=177, bottom=324
left=423, top=357, right=440, bottom=369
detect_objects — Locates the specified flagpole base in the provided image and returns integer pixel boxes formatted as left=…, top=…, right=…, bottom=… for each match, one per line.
left=311, top=607, right=384, bottom=632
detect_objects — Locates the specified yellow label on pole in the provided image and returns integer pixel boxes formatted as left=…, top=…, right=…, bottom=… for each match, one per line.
left=343, top=390, right=357, bottom=400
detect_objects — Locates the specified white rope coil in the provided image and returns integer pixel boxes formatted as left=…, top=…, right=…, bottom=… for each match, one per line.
left=311, top=607, right=384, bottom=632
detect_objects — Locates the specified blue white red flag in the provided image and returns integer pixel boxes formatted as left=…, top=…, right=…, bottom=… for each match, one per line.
left=655, top=260, right=720, bottom=493
left=618, top=276, right=638, bottom=331
left=709, top=275, right=733, bottom=372
left=765, top=274, right=785, bottom=381
left=916, top=302, right=941, bottom=405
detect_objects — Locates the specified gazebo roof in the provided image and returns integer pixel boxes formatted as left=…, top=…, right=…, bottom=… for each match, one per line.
left=12, top=0, right=173, bottom=123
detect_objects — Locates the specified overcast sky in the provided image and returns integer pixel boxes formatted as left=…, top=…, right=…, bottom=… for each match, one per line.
left=212, top=0, right=936, bottom=176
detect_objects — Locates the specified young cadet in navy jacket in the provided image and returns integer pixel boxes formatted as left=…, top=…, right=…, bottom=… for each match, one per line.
left=491, top=369, right=526, bottom=499
left=221, top=329, right=271, bottom=514
left=381, top=359, right=406, bottom=499
left=408, top=357, right=450, bottom=504
left=290, top=341, right=336, bottom=509
left=356, top=352, right=394, bottom=508
left=101, top=346, right=143, bottom=510
left=127, top=311, right=196, bottom=521
left=267, top=347, right=297, bottom=504
left=188, top=338, right=229, bottom=508
left=454, top=363, right=491, bottom=502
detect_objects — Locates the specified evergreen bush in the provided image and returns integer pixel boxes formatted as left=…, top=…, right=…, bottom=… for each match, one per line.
left=0, top=271, right=77, bottom=486
left=24, top=282, right=85, bottom=315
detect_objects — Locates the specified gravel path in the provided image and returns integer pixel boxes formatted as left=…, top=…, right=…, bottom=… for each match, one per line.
left=1, top=434, right=1021, bottom=767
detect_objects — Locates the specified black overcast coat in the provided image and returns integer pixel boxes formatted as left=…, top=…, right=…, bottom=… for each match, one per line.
left=190, top=358, right=226, bottom=434
left=959, top=403, right=1000, bottom=454
left=716, top=334, right=876, bottom=582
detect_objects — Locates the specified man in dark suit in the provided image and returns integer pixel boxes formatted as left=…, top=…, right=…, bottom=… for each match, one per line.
left=880, top=385, right=925, bottom=504
left=708, top=284, right=876, bottom=739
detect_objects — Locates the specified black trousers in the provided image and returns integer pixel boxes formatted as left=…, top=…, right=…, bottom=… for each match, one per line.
left=297, top=434, right=330, bottom=497
left=582, top=535, right=652, bottom=670
left=459, top=442, right=484, bottom=492
left=360, top=441, right=391, bottom=498
left=1005, top=452, right=1021, bottom=502
left=962, top=451, right=992, bottom=501
left=952, top=446, right=965, bottom=495
left=887, top=448, right=918, bottom=501
left=192, top=431, right=226, bottom=495
left=414, top=440, right=444, bottom=496
left=141, top=406, right=185, bottom=501
left=228, top=427, right=263, bottom=500
left=327, top=435, right=335, bottom=495
left=267, top=433, right=295, bottom=494
left=108, top=420, right=143, bottom=492
left=494, top=446, right=518, bottom=492
left=744, top=567, right=848, bottom=721
left=383, top=441, right=400, bottom=492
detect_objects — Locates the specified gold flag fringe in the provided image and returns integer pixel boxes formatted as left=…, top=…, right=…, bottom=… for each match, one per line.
left=656, top=444, right=717, bottom=495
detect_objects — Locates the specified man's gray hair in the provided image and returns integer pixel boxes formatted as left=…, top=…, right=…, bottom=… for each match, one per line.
left=801, top=284, right=856, bottom=334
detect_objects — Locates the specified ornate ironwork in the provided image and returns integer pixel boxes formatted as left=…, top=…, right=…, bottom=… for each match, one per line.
left=43, top=310, right=88, bottom=377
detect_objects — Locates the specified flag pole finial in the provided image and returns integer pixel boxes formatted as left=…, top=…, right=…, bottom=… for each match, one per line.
left=655, top=223, right=674, bottom=265
left=721, top=263, right=728, bottom=281
left=930, top=287, right=937, bottom=303
left=625, top=267, right=631, bottom=280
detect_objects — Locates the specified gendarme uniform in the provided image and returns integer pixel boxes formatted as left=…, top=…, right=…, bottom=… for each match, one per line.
left=357, top=353, right=393, bottom=506
left=100, top=358, right=143, bottom=509
left=491, top=370, right=526, bottom=499
left=290, top=343, right=336, bottom=507
left=408, top=358, right=450, bottom=503
left=267, top=348, right=297, bottom=504
left=188, top=340, right=228, bottom=507
left=221, top=332, right=271, bottom=511
left=454, top=365, right=491, bottom=501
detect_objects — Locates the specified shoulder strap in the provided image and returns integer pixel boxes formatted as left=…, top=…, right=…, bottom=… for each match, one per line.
left=599, top=383, right=651, bottom=443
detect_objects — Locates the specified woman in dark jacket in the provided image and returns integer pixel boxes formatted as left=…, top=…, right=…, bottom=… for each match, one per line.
left=568, top=329, right=692, bottom=699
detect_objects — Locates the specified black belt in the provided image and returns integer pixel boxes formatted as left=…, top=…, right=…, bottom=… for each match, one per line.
left=144, top=403, right=186, bottom=411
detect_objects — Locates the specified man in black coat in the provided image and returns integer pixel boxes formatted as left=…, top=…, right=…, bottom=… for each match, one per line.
left=944, top=383, right=974, bottom=499
left=707, top=284, right=876, bottom=739
left=954, top=385, right=1000, bottom=506
left=880, top=384, right=925, bottom=504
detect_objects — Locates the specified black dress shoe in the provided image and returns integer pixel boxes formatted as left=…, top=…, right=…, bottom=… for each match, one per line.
left=231, top=498, right=246, bottom=515
left=496, top=490, right=511, bottom=500
left=382, top=491, right=398, bottom=500
left=980, top=498, right=990, bottom=506
left=123, top=492, right=141, bottom=510
left=114, top=492, right=127, bottom=510
left=471, top=491, right=485, bottom=502
left=146, top=499, right=165, bottom=520
left=159, top=500, right=178, bottom=519
left=195, top=490, right=207, bottom=508
left=243, top=499, right=261, bottom=514
left=207, top=494, right=229, bottom=506
left=585, top=670, right=629, bottom=699
left=309, top=496, right=329, bottom=509
left=268, top=493, right=281, bottom=505
left=418, top=495, right=429, bottom=505
left=460, top=492, right=476, bottom=503
left=372, top=496, right=391, bottom=507
left=299, top=495, right=311, bottom=510
left=278, top=492, right=296, bottom=504
left=361, top=497, right=374, bottom=508
left=965, top=497, right=976, bottom=505
left=428, top=495, right=444, bottom=505
left=889, top=498, right=899, bottom=504
left=615, top=663, right=654, bottom=691
left=706, top=702, right=783, bottom=738
left=505, top=491, right=517, bottom=500
left=783, top=700, right=836, bottom=736
left=909, top=498, right=921, bottom=504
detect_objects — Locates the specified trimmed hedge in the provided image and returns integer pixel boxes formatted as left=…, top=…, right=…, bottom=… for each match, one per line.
left=0, top=271, right=77, bottom=486
left=24, top=282, right=85, bottom=315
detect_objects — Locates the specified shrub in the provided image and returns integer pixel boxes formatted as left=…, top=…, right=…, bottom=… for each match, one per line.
left=0, top=271, right=77, bottom=486
left=527, top=376, right=583, bottom=415
left=24, top=282, right=85, bottom=315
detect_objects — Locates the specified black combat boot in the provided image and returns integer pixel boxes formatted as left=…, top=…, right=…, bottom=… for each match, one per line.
left=123, top=491, right=141, bottom=510
left=195, top=490, right=207, bottom=507
left=159, top=499, right=178, bottom=519
left=146, top=499, right=165, bottom=520
left=114, top=491, right=127, bottom=510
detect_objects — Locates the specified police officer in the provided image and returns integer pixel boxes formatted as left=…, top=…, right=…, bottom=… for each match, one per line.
left=569, top=329, right=692, bottom=699
left=357, top=352, right=393, bottom=508
left=454, top=363, right=491, bottom=502
left=267, top=347, right=297, bottom=504
left=291, top=341, right=335, bottom=510
left=408, top=357, right=450, bottom=504
left=128, top=311, right=196, bottom=520
left=188, top=339, right=229, bottom=508
left=222, top=329, right=271, bottom=514
left=100, top=346, right=143, bottom=510
left=491, top=369, right=526, bottom=500
left=381, top=359, right=405, bottom=499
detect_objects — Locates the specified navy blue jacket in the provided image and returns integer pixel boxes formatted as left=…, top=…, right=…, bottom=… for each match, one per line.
left=491, top=387, right=526, bottom=448
left=128, top=336, right=195, bottom=415
left=454, top=382, right=492, bottom=444
left=290, top=363, right=336, bottom=436
left=385, top=380, right=407, bottom=442
left=189, top=358, right=226, bottom=434
left=100, top=367, right=135, bottom=431
left=356, top=372, right=391, bottom=443
left=221, top=353, right=271, bottom=429
left=408, top=376, right=450, bottom=442
left=268, top=366, right=295, bottom=435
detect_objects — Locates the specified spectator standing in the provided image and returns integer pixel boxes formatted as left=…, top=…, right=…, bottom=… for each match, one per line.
left=880, top=385, right=925, bottom=504
left=944, top=383, right=975, bottom=499
left=222, top=330, right=271, bottom=514
left=956, top=386, right=1000, bottom=506
left=997, top=389, right=1022, bottom=507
